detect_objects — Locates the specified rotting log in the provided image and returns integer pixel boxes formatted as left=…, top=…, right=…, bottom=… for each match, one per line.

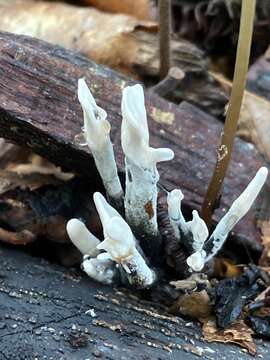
left=0, top=31, right=267, bottom=253
left=0, top=243, right=269, bottom=359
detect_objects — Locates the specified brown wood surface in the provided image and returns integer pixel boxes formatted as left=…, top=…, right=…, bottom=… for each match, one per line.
left=0, top=31, right=267, bottom=251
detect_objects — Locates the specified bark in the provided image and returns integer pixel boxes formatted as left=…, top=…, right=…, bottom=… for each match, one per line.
left=0, top=243, right=269, bottom=359
left=0, top=31, right=267, bottom=252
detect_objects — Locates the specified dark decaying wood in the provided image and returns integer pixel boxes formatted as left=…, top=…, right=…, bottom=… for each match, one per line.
left=0, top=31, right=267, bottom=252
left=0, top=243, right=269, bottom=359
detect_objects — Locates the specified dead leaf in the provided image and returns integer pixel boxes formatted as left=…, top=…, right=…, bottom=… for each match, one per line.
left=0, top=1, right=157, bottom=77
left=169, top=290, right=212, bottom=320
left=203, top=318, right=257, bottom=355
left=0, top=1, right=210, bottom=82
left=80, top=0, right=155, bottom=20
left=213, top=258, right=243, bottom=279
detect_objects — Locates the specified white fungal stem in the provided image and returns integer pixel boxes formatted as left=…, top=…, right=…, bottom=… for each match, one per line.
left=94, top=192, right=156, bottom=288
left=78, top=78, right=123, bottom=207
left=186, top=167, right=268, bottom=272
left=204, top=166, right=268, bottom=262
left=167, top=189, right=209, bottom=272
left=66, top=218, right=100, bottom=257
left=67, top=218, right=119, bottom=284
left=121, top=84, right=174, bottom=243
left=167, top=190, right=209, bottom=250
left=187, top=210, right=209, bottom=252
left=167, top=189, right=186, bottom=239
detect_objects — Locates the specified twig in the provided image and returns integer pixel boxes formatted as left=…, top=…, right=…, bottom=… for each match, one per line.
left=201, top=0, right=256, bottom=226
left=151, top=67, right=185, bottom=97
left=159, top=0, right=171, bottom=79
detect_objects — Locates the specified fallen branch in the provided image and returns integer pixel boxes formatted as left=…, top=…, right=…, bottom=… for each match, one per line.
left=0, top=31, right=267, bottom=252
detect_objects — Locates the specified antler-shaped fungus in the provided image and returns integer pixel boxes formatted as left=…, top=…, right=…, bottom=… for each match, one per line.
left=77, top=79, right=123, bottom=210
left=66, top=79, right=268, bottom=291
left=121, top=84, right=174, bottom=253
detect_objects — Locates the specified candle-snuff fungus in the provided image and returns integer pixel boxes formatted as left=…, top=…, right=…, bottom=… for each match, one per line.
left=66, top=79, right=268, bottom=290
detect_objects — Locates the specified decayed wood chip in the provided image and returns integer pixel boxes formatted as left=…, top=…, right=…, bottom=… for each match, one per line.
left=10, top=162, right=74, bottom=182
left=170, top=274, right=210, bottom=291
left=202, top=318, right=257, bottom=355
left=0, top=169, right=62, bottom=194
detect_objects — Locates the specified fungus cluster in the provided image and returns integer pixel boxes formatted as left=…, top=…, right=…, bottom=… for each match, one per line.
left=67, top=79, right=268, bottom=289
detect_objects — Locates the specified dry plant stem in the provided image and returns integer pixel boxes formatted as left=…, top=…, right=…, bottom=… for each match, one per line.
left=159, top=0, right=171, bottom=79
left=151, top=67, right=185, bottom=97
left=201, top=0, right=256, bottom=226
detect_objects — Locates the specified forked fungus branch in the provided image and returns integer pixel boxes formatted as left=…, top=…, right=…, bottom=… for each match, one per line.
left=67, top=80, right=268, bottom=289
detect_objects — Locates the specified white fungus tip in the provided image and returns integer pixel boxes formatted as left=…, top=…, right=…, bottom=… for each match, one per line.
left=167, top=189, right=184, bottom=218
left=97, top=216, right=135, bottom=261
left=186, top=251, right=205, bottom=272
left=78, top=78, right=96, bottom=109
left=150, top=148, right=174, bottom=163
left=229, top=165, right=268, bottom=219
left=188, top=210, right=209, bottom=247
left=121, top=84, right=148, bottom=141
left=171, top=189, right=184, bottom=199
left=93, top=192, right=121, bottom=228
left=257, top=166, right=268, bottom=182
left=66, top=218, right=100, bottom=257
left=106, top=217, right=133, bottom=243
